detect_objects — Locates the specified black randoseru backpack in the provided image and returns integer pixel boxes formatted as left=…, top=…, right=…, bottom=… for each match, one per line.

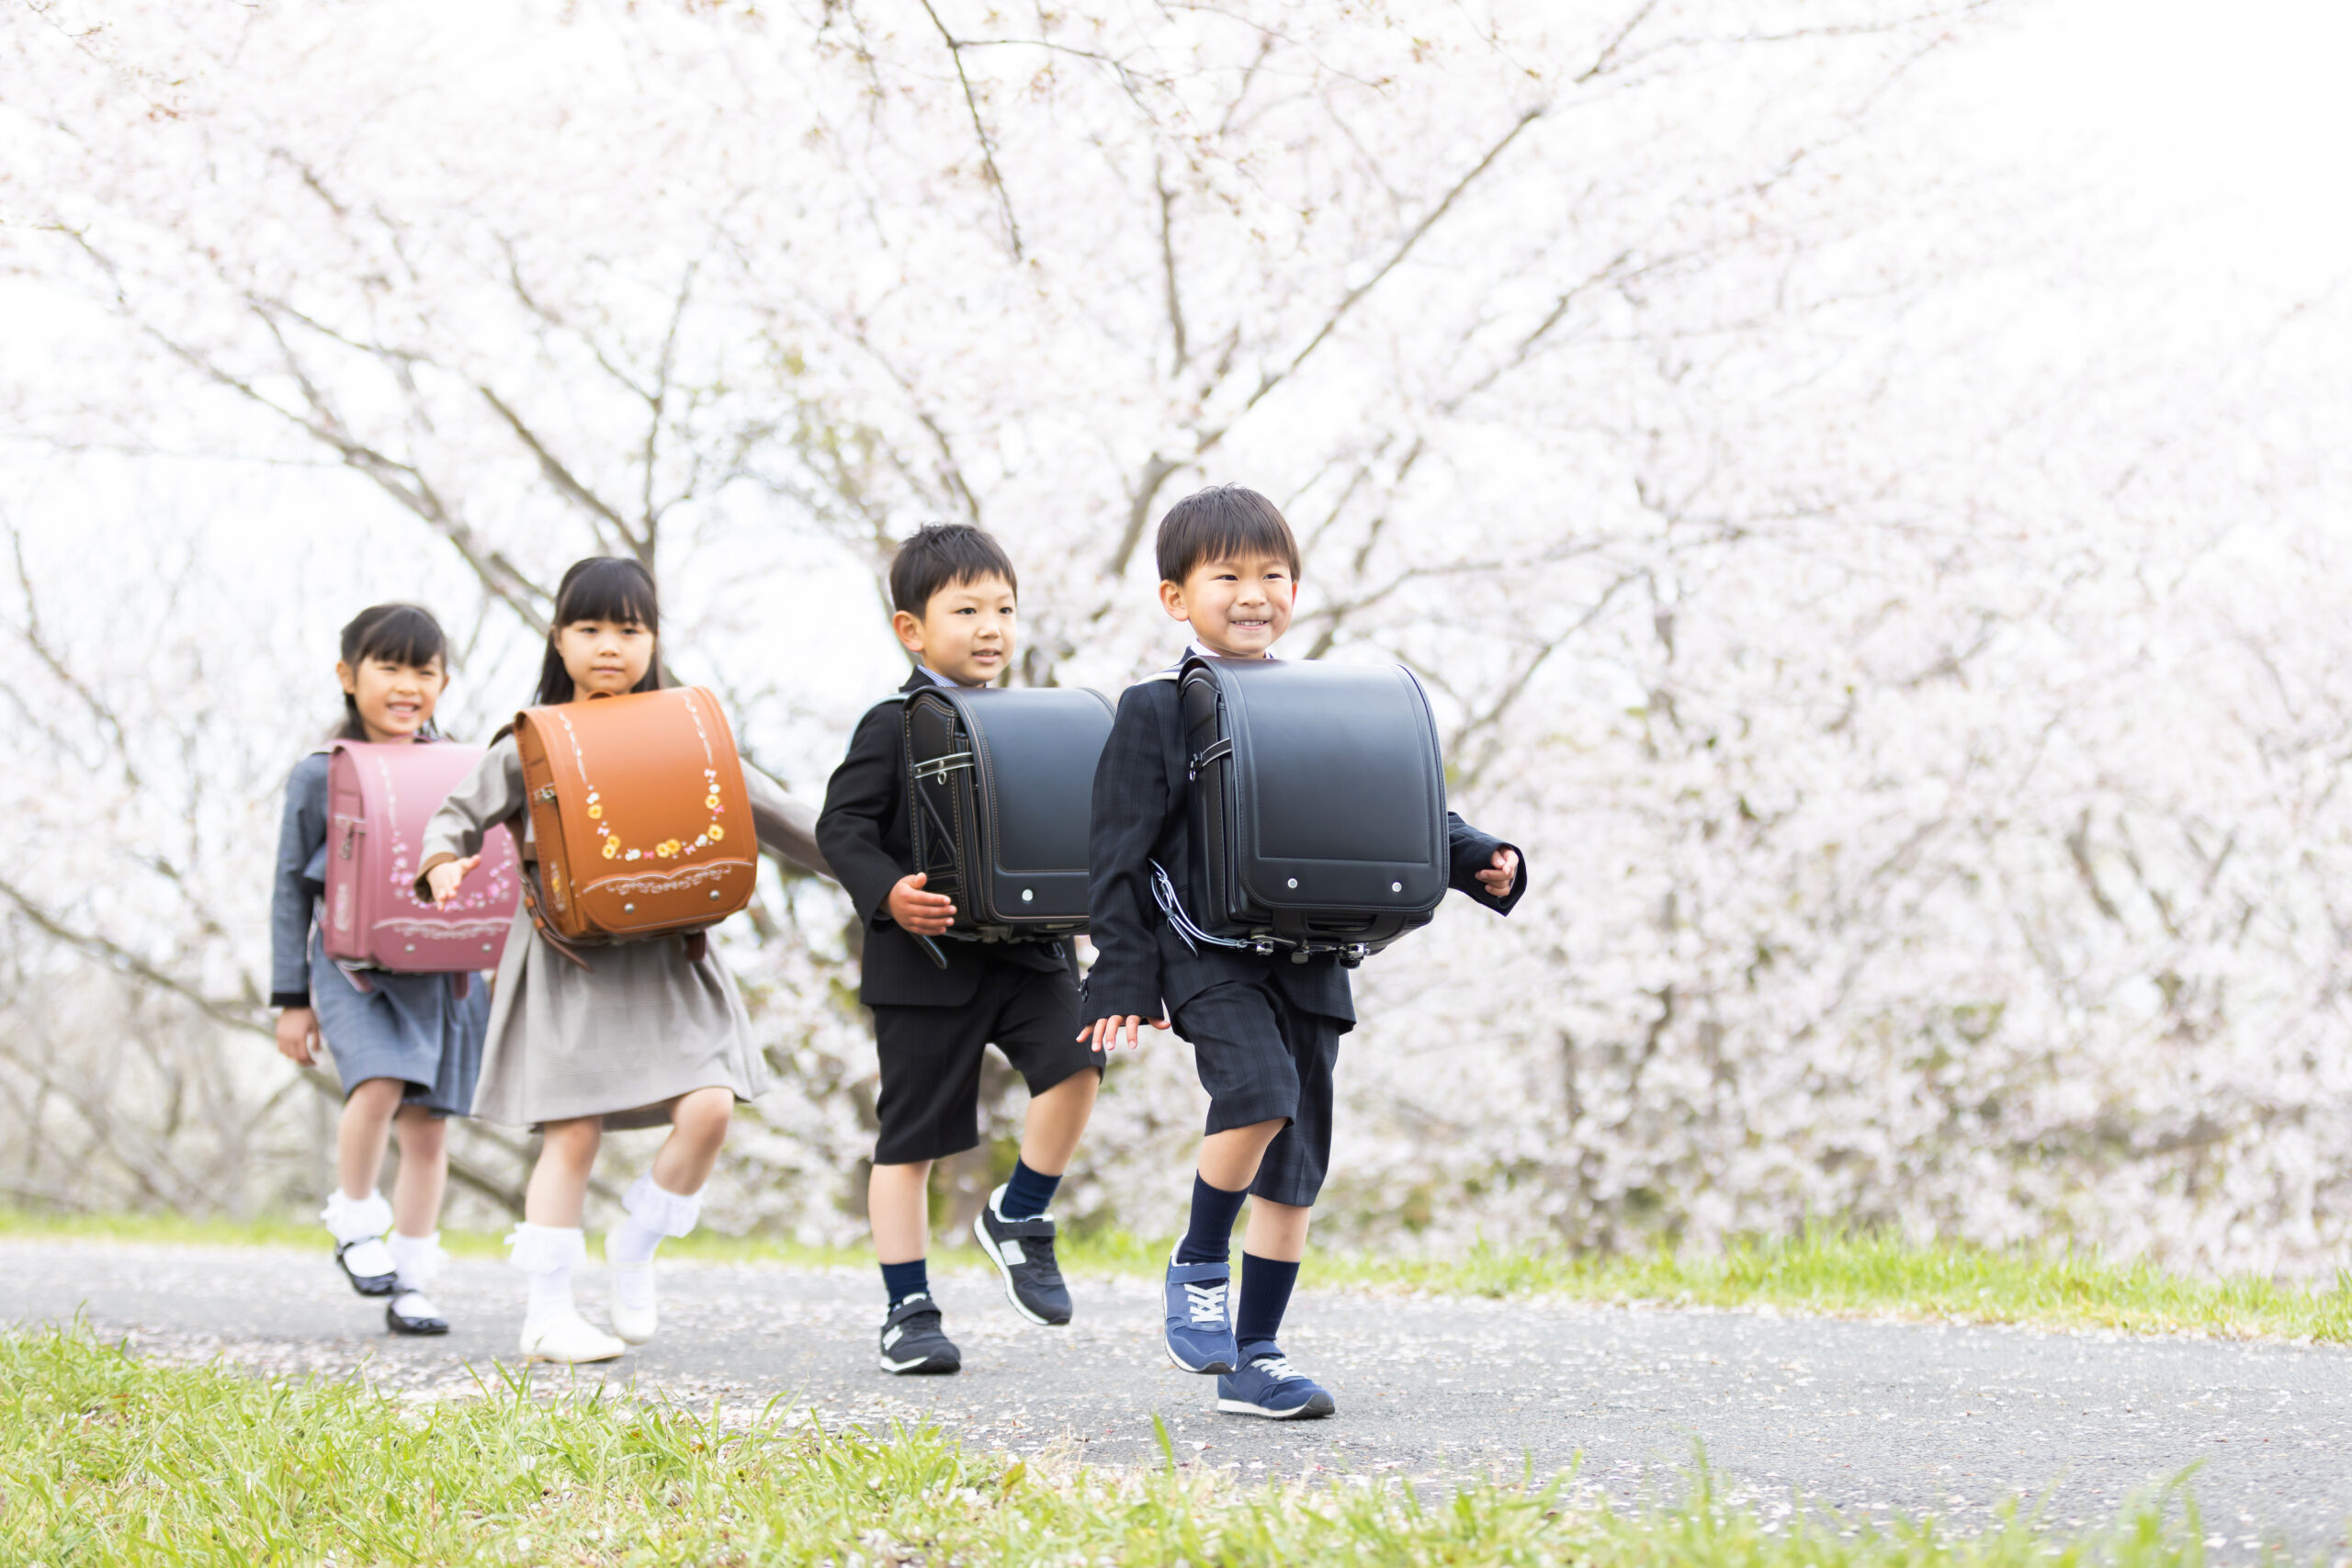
left=902, top=685, right=1116, bottom=964
left=1171, top=654, right=1449, bottom=965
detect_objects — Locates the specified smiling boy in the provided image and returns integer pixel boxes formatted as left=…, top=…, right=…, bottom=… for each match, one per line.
left=816, top=524, right=1108, bottom=1375
left=1083, top=486, right=1525, bottom=1419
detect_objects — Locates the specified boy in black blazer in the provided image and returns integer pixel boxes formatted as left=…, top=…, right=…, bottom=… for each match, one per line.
left=1084, top=486, right=1525, bottom=1420
left=818, top=524, right=1107, bottom=1376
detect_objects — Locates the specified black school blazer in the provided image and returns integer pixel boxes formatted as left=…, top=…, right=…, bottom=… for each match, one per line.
left=1084, top=666, right=1526, bottom=1030
left=816, top=670, right=1073, bottom=1009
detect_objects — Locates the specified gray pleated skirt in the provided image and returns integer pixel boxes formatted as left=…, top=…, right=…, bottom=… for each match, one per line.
left=467, top=904, right=773, bottom=1131
left=309, top=931, right=490, bottom=1119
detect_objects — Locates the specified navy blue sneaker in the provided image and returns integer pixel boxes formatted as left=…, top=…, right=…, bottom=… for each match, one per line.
left=1162, top=1247, right=1238, bottom=1373
left=876, top=1292, right=961, bottom=1375
left=1216, top=1346, right=1335, bottom=1419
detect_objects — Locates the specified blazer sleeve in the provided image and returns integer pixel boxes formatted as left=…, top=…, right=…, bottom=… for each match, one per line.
left=814, top=704, right=909, bottom=928
left=268, top=753, right=329, bottom=1008
left=1446, top=809, right=1527, bottom=916
left=746, top=768, right=833, bottom=881
left=413, top=738, right=526, bottom=900
left=1084, top=682, right=1171, bottom=1022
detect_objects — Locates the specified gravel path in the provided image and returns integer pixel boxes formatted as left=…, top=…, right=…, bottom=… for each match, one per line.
left=6, top=1239, right=2346, bottom=1560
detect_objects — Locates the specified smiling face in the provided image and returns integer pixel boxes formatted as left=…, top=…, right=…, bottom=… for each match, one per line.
left=1159, top=552, right=1297, bottom=658
left=893, top=572, right=1017, bottom=687
left=336, top=654, right=447, bottom=742
left=553, top=616, right=655, bottom=699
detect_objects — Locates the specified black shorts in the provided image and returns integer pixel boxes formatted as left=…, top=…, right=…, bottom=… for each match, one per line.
left=870, top=963, right=1102, bottom=1166
left=1172, top=979, right=1344, bottom=1208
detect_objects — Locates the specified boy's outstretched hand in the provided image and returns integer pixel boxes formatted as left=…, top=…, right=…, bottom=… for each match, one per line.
left=1079, top=1014, right=1168, bottom=1051
left=1476, top=847, right=1521, bottom=898
left=888, top=872, right=956, bottom=936
left=426, top=854, right=480, bottom=908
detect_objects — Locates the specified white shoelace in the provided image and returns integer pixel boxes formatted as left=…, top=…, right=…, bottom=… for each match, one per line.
left=1250, top=1354, right=1301, bottom=1382
left=1182, top=1280, right=1228, bottom=1326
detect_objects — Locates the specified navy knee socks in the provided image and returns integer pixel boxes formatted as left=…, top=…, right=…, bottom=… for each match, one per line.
left=880, top=1258, right=929, bottom=1306
left=1234, top=1253, right=1299, bottom=1355
left=1174, top=1172, right=1250, bottom=1265
left=998, top=1158, right=1060, bottom=1221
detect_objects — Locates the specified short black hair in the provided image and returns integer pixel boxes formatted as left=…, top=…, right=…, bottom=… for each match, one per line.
left=889, top=524, right=1019, bottom=617
left=1154, top=486, right=1302, bottom=585
left=334, top=603, right=447, bottom=740
left=532, top=557, right=663, bottom=706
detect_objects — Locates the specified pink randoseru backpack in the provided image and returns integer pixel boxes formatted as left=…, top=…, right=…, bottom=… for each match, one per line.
left=323, top=740, right=519, bottom=972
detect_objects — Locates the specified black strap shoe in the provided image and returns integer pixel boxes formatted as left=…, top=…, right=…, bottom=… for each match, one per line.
left=334, top=1238, right=400, bottom=1298
left=385, top=1290, right=449, bottom=1336
left=876, top=1292, right=961, bottom=1374
left=973, top=1190, right=1072, bottom=1325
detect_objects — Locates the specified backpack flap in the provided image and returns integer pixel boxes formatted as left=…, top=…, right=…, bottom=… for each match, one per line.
left=958, top=687, right=1113, bottom=931
left=904, top=685, right=1115, bottom=937
left=514, top=687, right=757, bottom=943
left=326, top=739, right=520, bottom=971
left=1180, top=656, right=1448, bottom=960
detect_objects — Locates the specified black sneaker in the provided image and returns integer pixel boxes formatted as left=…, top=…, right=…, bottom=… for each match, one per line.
left=971, top=1185, right=1072, bottom=1326
left=876, top=1292, right=961, bottom=1375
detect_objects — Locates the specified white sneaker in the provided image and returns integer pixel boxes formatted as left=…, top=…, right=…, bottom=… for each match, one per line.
left=608, top=1252, right=657, bottom=1345
left=518, top=1311, right=626, bottom=1364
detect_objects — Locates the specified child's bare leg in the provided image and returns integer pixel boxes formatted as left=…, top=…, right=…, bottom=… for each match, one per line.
left=648, top=1087, right=734, bottom=1195
left=869, top=1160, right=934, bottom=1265
left=335, top=1077, right=405, bottom=1201
left=1015, top=1069, right=1097, bottom=1176
left=525, top=1117, right=604, bottom=1226
left=1195, top=1119, right=1285, bottom=1193
left=1240, top=1197, right=1310, bottom=1263
left=389, top=1105, right=447, bottom=1236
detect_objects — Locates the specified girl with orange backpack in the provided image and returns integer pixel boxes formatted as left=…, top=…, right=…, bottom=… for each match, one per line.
left=418, top=558, right=833, bottom=1363
left=270, top=604, right=491, bottom=1337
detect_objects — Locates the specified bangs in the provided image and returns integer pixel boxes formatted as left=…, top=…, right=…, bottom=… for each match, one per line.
left=344, top=604, right=447, bottom=671
left=1155, top=486, right=1302, bottom=584
left=553, top=557, right=660, bottom=634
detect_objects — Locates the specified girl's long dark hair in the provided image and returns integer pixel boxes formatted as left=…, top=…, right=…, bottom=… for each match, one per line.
left=531, top=557, right=663, bottom=706
left=333, top=604, right=449, bottom=742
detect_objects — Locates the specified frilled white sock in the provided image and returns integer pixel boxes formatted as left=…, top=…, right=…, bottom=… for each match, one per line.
left=611, top=1174, right=701, bottom=1264
left=322, top=1190, right=395, bottom=1278
left=508, top=1224, right=586, bottom=1327
left=609, top=1176, right=700, bottom=1315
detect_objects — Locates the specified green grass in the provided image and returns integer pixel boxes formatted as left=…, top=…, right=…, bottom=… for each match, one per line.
left=2, top=1325, right=2214, bottom=1567
left=7, top=1207, right=2346, bottom=1344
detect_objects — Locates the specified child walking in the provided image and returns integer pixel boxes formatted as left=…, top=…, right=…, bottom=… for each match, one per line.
left=817, top=525, right=1110, bottom=1375
left=418, top=557, right=833, bottom=1364
left=1083, top=486, right=1526, bottom=1418
left=271, top=603, right=489, bottom=1337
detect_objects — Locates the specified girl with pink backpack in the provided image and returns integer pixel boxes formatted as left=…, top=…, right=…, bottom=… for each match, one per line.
left=269, top=604, right=500, bottom=1337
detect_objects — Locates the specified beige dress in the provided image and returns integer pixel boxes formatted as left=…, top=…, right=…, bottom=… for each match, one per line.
left=418, top=736, right=831, bottom=1130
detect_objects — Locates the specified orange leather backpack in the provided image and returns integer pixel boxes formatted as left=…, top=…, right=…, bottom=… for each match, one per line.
left=511, top=686, right=755, bottom=960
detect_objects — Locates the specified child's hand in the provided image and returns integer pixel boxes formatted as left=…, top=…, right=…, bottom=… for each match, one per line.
left=275, top=1006, right=320, bottom=1066
left=427, top=855, right=480, bottom=908
left=1078, top=1014, right=1169, bottom=1051
left=1476, top=847, right=1520, bottom=898
left=888, top=873, right=956, bottom=936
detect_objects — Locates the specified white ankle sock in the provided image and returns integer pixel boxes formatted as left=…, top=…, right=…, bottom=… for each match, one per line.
left=507, top=1224, right=586, bottom=1325
left=386, top=1231, right=445, bottom=1293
